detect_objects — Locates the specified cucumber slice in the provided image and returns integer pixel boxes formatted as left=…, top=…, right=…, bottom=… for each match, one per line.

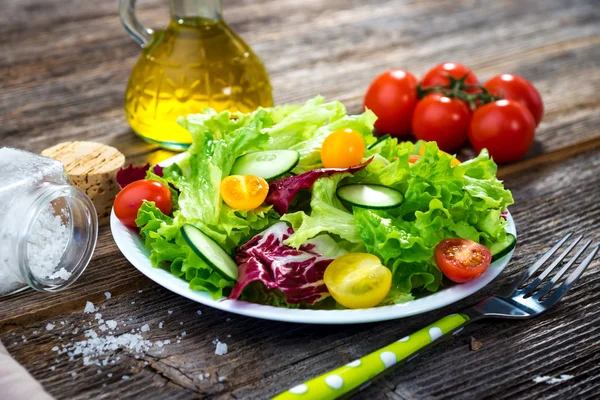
left=337, top=184, right=403, bottom=209
left=490, top=233, right=517, bottom=262
left=367, top=134, right=391, bottom=150
left=181, top=224, right=238, bottom=280
left=231, top=150, right=299, bottom=180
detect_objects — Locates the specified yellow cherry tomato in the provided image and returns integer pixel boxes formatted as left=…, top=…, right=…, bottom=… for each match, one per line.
left=220, top=175, right=269, bottom=210
left=419, top=146, right=461, bottom=166
left=324, top=253, right=392, bottom=309
left=320, top=128, right=365, bottom=169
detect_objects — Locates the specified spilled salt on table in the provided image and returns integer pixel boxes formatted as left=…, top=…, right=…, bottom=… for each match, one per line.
left=533, top=375, right=574, bottom=384
left=83, top=301, right=96, bottom=313
left=215, top=340, right=228, bottom=356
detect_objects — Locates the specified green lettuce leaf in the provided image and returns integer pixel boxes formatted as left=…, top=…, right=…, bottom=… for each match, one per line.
left=281, top=173, right=365, bottom=249
left=175, top=110, right=271, bottom=225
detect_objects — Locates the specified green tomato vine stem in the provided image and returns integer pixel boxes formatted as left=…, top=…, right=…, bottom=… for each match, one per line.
left=416, top=74, right=503, bottom=111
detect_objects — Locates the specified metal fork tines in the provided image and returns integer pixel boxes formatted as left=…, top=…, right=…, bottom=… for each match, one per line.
left=475, top=233, right=599, bottom=319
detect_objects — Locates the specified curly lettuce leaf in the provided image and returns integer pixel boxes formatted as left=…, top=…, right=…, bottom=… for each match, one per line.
left=350, top=142, right=513, bottom=294
left=173, top=110, right=271, bottom=225
left=281, top=172, right=365, bottom=249
left=262, top=96, right=347, bottom=150
left=354, top=207, right=442, bottom=293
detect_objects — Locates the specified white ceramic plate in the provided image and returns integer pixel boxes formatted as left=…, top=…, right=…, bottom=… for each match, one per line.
left=111, top=153, right=517, bottom=324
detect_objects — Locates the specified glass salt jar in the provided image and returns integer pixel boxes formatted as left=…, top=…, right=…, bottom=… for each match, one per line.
left=0, top=148, right=98, bottom=296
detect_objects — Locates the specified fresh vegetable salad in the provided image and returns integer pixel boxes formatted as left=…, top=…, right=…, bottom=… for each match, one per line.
left=116, top=96, right=515, bottom=309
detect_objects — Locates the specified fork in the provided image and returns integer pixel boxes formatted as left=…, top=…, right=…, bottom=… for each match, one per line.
left=274, top=233, right=599, bottom=400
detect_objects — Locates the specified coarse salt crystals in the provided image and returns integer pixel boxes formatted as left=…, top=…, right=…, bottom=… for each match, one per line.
left=215, top=340, right=228, bottom=356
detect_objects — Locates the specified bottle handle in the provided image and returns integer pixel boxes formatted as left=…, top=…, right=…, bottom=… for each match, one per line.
left=119, top=0, right=153, bottom=47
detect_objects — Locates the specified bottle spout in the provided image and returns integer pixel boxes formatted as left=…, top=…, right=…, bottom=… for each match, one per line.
left=170, top=0, right=222, bottom=22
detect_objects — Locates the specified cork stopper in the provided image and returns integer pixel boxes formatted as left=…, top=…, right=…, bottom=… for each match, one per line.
left=41, top=141, right=125, bottom=226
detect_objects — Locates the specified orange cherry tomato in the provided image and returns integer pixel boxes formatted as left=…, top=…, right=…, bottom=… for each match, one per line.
left=220, top=175, right=269, bottom=210
left=320, top=128, right=365, bottom=169
left=435, top=238, right=491, bottom=283
left=408, top=155, right=421, bottom=164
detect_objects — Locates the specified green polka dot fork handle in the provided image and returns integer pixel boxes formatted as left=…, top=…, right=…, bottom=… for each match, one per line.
left=274, top=233, right=600, bottom=400
left=274, top=313, right=469, bottom=400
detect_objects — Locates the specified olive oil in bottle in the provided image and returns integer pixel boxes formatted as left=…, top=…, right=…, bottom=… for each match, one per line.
left=121, top=0, right=273, bottom=150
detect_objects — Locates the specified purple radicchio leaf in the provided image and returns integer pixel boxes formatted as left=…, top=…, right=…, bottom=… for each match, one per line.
left=228, top=222, right=334, bottom=305
left=116, top=164, right=164, bottom=189
left=266, top=157, right=373, bottom=215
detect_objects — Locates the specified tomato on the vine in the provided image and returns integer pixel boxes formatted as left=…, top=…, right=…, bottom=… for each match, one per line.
left=435, top=238, right=491, bottom=283
left=483, top=74, right=544, bottom=126
left=412, top=94, right=471, bottom=152
left=364, top=70, right=419, bottom=136
left=421, top=62, right=478, bottom=89
left=115, top=180, right=173, bottom=227
left=469, top=100, right=536, bottom=164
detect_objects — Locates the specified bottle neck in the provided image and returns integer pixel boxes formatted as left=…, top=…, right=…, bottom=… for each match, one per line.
left=170, top=0, right=222, bottom=22
left=15, top=183, right=98, bottom=293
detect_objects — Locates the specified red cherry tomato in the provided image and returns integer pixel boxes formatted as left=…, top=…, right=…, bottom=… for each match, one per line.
left=412, top=94, right=471, bottom=152
left=435, top=238, right=491, bottom=283
left=364, top=70, right=419, bottom=136
left=483, top=74, right=544, bottom=126
left=421, top=62, right=478, bottom=89
left=469, top=100, right=536, bottom=164
left=115, top=180, right=173, bottom=227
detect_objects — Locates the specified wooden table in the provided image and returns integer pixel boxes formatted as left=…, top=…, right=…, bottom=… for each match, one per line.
left=1, top=0, right=599, bottom=398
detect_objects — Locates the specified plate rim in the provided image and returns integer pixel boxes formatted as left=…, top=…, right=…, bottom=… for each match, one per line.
left=110, top=153, right=517, bottom=324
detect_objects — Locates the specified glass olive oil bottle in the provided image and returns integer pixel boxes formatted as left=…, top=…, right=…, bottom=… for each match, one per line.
left=120, top=0, right=273, bottom=150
